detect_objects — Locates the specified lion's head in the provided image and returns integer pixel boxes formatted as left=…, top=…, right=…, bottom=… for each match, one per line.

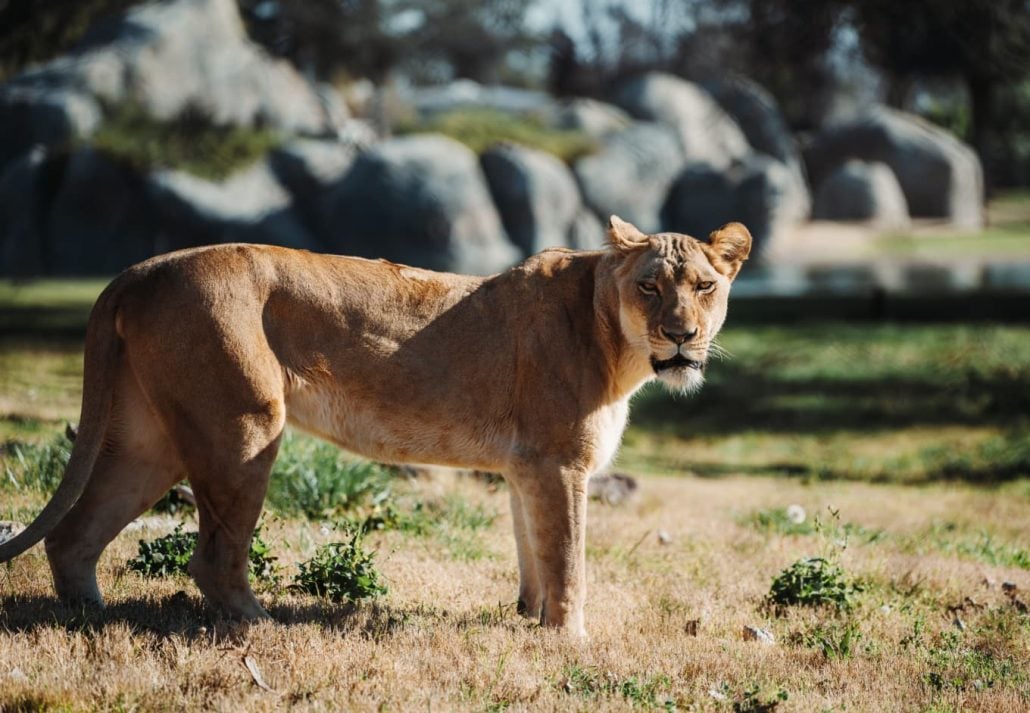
left=607, top=215, right=751, bottom=393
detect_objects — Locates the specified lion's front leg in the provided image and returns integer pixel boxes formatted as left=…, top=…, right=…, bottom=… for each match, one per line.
left=509, top=463, right=589, bottom=637
left=509, top=486, right=541, bottom=618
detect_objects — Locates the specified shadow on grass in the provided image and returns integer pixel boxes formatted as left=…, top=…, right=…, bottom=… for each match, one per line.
left=0, top=591, right=526, bottom=640
left=632, top=366, right=1030, bottom=437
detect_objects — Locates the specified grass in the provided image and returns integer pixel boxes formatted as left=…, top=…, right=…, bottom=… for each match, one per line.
left=88, top=101, right=281, bottom=180
left=0, top=287, right=1028, bottom=710
left=397, top=107, right=598, bottom=162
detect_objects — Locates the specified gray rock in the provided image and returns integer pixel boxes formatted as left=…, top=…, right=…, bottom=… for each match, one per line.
left=661, top=155, right=801, bottom=256
left=2, top=0, right=333, bottom=143
left=812, top=160, right=910, bottom=229
left=405, top=79, right=553, bottom=117
left=0, top=86, right=101, bottom=169
left=320, top=134, right=519, bottom=274
left=703, top=75, right=810, bottom=222
left=147, top=159, right=315, bottom=251
left=46, top=148, right=157, bottom=274
left=568, top=208, right=605, bottom=251
left=615, top=72, right=750, bottom=169
left=481, top=143, right=583, bottom=257
left=548, top=98, right=632, bottom=138
left=574, top=122, right=685, bottom=233
left=804, top=107, right=983, bottom=228
left=269, top=139, right=358, bottom=242
left=0, top=147, right=54, bottom=275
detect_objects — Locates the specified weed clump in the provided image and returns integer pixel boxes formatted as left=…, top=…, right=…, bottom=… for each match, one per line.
left=127, top=524, right=280, bottom=584
left=291, top=528, right=386, bottom=603
left=767, top=556, right=862, bottom=610
left=2, top=434, right=71, bottom=494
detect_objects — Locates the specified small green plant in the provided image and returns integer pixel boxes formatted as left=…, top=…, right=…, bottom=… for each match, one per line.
left=126, top=524, right=195, bottom=578
left=89, top=101, right=281, bottom=180
left=795, top=620, right=863, bottom=660
left=291, top=528, right=386, bottom=603
left=127, top=524, right=280, bottom=584
left=2, top=435, right=71, bottom=493
left=767, top=557, right=863, bottom=610
left=731, top=684, right=789, bottom=713
left=268, top=432, right=392, bottom=519
left=397, top=108, right=598, bottom=162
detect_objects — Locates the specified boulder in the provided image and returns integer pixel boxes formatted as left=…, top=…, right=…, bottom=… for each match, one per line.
left=615, top=72, right=750, bottom=169
left=568, top=208, right=605, bottom=251
left=812, top=160, right=910, bottom=229
left=803, top=107, right=983, bottom=228
left=269, top=139, right=358, bottom=241
left=46, top=148, right=158, bottom=274
left=0, top=0, right=336, bottom=156
left=481, top=143, right=584, bottom=257
left=547, top=98, right=632, bottom=138
left=573, top=122, right=685, bottom=234
left=661, top=155, right=801, bottom=256
left=147, top=159, right=316, bottom=252
left=320, top=134, right=519, bottom=274
left=703, top=75, right=810, bottom=222
left=0, top=86, right=101, bottom=169
left=0, top=147, right=55, bottom=275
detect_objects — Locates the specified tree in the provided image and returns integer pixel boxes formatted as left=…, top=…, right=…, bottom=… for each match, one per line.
left=850, top=0, right=1030, bottom=181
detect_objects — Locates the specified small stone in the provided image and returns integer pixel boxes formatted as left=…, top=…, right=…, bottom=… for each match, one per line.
left=7, top=667, right=27, bottom=683
left=684, top=618, right=700, bottom=636
left=981, top=576, right=995, bottom=588
left=880, top=604, right=892, bottom=614
left=786, top=504, right=806, bottom=524
left=1001, top=582, right=1018, bottom=595
left=0, top=521, right=26, bottom=544
left=708, top=688, right=728, bottom=702
left=742, top=625, right=775, bottom=644
left=657, top=530, right=672, bottom=545
left=953, top=617, right=966, bottom=631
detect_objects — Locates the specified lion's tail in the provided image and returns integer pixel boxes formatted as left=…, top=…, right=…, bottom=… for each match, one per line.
left=0, top=284, right=121, bottom=562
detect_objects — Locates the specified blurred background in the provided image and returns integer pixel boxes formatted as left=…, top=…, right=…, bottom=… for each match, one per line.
left=0, top=0, right=1028, bottom=486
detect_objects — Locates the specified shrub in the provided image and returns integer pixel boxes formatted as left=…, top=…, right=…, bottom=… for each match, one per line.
left=767, top=556, right=862, bottom=610
left=89, top=101, right=280, bottom=180
left=267, top=432, right=392, bottom=519
left=291, top=528, right=386, bottom=603
left=127, top=524, right=280, bottom=584
left=397, top=108, right=598, bottom=163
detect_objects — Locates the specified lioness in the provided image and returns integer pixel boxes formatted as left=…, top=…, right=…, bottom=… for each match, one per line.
left=0, top=216, right=749, bottom=636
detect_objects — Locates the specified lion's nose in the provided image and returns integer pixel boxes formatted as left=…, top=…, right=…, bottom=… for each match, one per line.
left=661, top=327, right=698, bottom=345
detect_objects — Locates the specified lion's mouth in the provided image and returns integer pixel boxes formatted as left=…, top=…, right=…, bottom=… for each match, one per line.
left=650, top=353, right=704, bottom=374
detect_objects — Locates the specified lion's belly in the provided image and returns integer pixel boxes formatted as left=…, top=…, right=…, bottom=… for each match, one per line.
left=284, top=382, right=512, bottom=471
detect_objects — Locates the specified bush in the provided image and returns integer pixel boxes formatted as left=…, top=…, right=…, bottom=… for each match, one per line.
left=767, top=556, right=862, bottom=610
left=397, top=108, right=598, bottom=163
left=291, top=528, right=386, bottom=603
left=89, top=101, right=281, bottom=180
left=267, top=432, right=393, bottom=519
left=127, top=524, right=280, bottom=584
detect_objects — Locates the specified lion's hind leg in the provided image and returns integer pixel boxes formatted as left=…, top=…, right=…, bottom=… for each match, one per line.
left=45, top=368, right=185, bottom=606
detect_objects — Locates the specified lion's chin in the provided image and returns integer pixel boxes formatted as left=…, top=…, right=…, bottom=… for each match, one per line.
left=653, top=361, right=706, bottom=395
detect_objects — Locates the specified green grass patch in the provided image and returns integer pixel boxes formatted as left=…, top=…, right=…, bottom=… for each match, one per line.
left=911, top=523, right=1030, bottom=569
left=1, top=433, right=71, bottom=493
left=558, top=665, right=674, bottom=709
left=398, top=108, right=597, bottom=162
left=267, top=431, right=392, bottom=519
left=89, top=101, right=281, bottom=180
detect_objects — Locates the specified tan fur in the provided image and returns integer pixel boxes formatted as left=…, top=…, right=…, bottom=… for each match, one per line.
left=0, top=217, right=750, bottom=636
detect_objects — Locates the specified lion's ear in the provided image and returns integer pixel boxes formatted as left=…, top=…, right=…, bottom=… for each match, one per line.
left=705, top=222, right=752, bottom=281
left=607, top=215, right=649, bottom=253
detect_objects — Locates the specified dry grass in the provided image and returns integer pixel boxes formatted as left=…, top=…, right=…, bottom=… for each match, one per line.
left=1, top=472, right=1028, bottom=712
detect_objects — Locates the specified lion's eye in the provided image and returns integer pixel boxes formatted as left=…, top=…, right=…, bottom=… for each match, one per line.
left=638, top=281, right=659, bottom=295
left=696, top=281, right=715, bottom=293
